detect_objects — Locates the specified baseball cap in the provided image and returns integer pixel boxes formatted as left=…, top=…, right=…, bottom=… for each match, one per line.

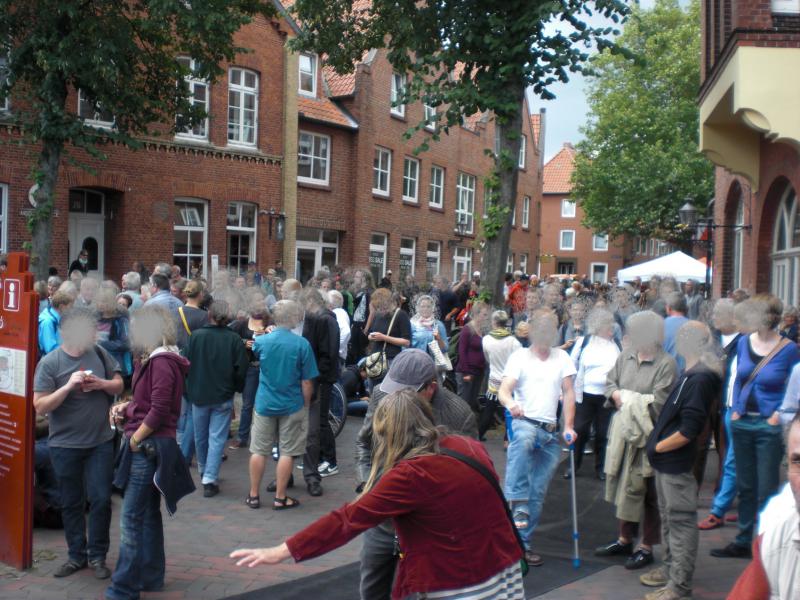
left=380, top=349, right=437, bottom=394
left=472, top=270, right=481, bottom=277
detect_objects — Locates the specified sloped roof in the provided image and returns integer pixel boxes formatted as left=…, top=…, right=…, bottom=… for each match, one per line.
left=323, top=65, right=358, bottom=98
left=298, top=96, right=358, bottom=129
left=529, top=113, right=541, bottom=148
left=543, top=143, right=576, bottom=194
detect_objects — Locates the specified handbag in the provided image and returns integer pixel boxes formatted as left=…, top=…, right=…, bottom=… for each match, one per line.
left=365, top=309, right=399, bottom=379
left=439, top=447, right=529, bottom=577
left=428, top=339, right=453, bottom=371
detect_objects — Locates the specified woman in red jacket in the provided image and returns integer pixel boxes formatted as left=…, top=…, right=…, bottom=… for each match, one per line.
left=231, top=389, right=523, bottom=599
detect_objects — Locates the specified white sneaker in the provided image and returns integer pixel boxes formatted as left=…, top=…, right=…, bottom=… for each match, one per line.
left=317, top=461, right=330, bottom=473
left=319, top=463, right=339, bottom=478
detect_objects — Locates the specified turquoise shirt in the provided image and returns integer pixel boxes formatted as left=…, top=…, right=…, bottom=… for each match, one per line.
left=254, top=327, right=319, bottom=416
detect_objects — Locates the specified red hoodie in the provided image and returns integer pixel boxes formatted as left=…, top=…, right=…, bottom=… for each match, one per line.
left=124, top=348, right=191, bottom=438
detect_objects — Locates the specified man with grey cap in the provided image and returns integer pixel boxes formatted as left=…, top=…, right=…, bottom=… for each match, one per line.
left=355, top=349, right=477, bottom=600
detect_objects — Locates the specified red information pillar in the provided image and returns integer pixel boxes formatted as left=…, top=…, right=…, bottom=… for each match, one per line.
left=0, top=253, right=38, bottom=570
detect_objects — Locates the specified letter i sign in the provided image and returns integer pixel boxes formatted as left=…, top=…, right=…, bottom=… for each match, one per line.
left=3, top=279, right=20, bottom=312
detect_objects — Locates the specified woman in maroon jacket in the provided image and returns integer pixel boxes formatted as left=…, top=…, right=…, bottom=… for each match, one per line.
left=456, top=301, right=491, bottom=411
left=231, top=389, right=523, bottom=599
left=105, top=306, right=190, bottom=600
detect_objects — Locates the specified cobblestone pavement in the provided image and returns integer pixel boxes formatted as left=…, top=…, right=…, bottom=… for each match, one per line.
left=0, top=417, right=748, bottom=600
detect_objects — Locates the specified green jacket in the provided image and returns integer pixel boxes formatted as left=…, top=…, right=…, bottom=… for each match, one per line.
left=184, top=324, right=249, bottom=406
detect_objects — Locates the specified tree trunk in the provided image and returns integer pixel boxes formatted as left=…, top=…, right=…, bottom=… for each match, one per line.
left=481, top=90, right=524, bottom=306
left=30, top=139, right=63, bottom=280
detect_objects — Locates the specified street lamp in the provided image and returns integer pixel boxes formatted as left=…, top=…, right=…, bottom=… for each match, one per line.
left=677, top=198, right=751, bottom=299
left=447, top=218, right=469, bottom=249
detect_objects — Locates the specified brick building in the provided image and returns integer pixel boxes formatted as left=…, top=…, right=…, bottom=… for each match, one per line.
left=0, top=13, right=296, bottom=281
left=539, top=143, right=627, bottom=282
left=290, top=41, right=545, bottom=284
left=699, top=0, right=800, bottom=305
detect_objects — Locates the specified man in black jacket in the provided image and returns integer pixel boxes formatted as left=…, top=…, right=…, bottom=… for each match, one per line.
left=641, top=321, right=721, bottom=600
left=300, top=288, right=340, bottom=495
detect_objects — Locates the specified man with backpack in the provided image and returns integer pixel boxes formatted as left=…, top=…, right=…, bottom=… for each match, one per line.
left=33, top=308, right=124, bottom=580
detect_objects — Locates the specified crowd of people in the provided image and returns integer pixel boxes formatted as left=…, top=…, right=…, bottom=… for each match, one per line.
left=29, top=253, right=800, bottom=600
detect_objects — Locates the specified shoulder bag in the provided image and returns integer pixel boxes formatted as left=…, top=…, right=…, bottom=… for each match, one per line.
left=738, top=336, right=793, bottom=409
left=365, top=309, right=399, bottom=379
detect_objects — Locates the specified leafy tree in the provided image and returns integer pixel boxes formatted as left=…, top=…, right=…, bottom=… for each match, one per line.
left=289, top=0, right=629, bottom=303
left=573, top=0, right=714, bottom=242
left=0, top=0, right=270, bottom=278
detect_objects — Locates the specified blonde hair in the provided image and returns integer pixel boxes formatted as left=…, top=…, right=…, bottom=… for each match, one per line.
left=370, top=287, right=395, bottom=314
left=365, top=389, right=440, bottom=493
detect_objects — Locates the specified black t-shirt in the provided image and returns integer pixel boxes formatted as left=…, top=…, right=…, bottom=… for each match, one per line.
left=438, top=290, right=458, bottom=321
left=368, top=309, right=412, bottom=361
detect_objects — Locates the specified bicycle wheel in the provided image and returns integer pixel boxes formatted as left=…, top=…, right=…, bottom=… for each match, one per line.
left=328, top=382, right=347, bottom=438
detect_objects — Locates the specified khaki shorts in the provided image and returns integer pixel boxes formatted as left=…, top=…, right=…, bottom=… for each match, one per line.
left=250, top=409, right=308, bottom=458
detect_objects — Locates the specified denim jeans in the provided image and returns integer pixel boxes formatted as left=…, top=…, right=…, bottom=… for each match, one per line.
left=192, top=400, right=233, bottom=485
left=711, top=409, right=737, bottom=517
left=503, top=419, right=562, bottom=546
left=236, top=365, right=260, bottom=444
left=177, top=397, right=194, bottom=463
left=731, top=415, right=783, bottom=547
left=358, top=526, right=396, bottom=600
left=105, top=451, right=164, bottom=600
left=49, top=439, right=114, bottom=564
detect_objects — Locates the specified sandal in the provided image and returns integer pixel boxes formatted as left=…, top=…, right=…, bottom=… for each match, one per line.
left=245, top=495, right=260, bottom=509
left=273, top=496, right=300, bottom=511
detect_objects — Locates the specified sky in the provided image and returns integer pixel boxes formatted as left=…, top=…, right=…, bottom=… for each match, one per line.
left=530, top=0, right=661, bottom=162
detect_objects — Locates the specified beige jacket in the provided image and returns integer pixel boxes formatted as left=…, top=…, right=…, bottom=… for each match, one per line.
left=604, top=390, right=656, bottom=523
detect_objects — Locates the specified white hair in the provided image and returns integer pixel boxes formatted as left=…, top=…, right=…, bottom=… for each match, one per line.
left=122, top=271, right=141, bottom=291
left=327, top=290, right=344, bottom=309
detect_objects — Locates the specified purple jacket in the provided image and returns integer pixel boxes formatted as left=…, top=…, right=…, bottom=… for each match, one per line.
left=125, top=349, right=190, bottom=438
left=457, top=325, right=486, bottom=376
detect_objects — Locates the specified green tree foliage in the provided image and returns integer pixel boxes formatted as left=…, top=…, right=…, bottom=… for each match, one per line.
left=288, top=0, right=629, bottom=303
left=573, top=0, right=714, bottom=242
left=0, top=0, right=270, bottom=278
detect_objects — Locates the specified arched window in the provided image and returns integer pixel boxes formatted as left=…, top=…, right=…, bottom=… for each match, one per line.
left=771, top=186, right=799, bottom=307
left=732, top=199, right=745, bottom=290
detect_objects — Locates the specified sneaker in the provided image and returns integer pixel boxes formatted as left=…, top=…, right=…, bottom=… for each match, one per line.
left=228, top=440, right=246, bottom=450
left=697, top=514, right=724, bottom=530
left=710, top=542, right=751, bottom=559
left=640, top=566, right=669, bottom=588
left=271, top=446, right=279, bottom=461
left=644, top=586, right=691, bottom=600
left=296, top=463, right=304, bottom=470
left=53, top=560, right=86, bottom=578
left=88, top=559, right=111, bottom=580
left=203, top=483, right=220, bottom=498
left=524, top=550, right=543, bottom=567
left=319, top=463, right=339, bottom=478
left=317, top=460, right=330, bottom=473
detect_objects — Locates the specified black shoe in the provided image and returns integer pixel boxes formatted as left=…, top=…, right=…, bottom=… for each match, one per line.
left=89, top=559, right=111, bottom=580
left=203, top=483, right=220, bottom=498
left=594, top=540, right=633, bottom=557
left=307, top=481, right=323, bottom=496
left=267, top=474, right=294, bottom=492
left=53, top=560, right=86, bottom=578
left=624, top=549, right=654, bottom=570
left=596, top=471, right=606, bottom=481
left=562, top=469, right=573, bottom=479
left=710, top=542, right=752, bottom=559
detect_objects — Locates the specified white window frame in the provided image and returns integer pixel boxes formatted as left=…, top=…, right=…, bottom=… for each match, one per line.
left=400, top=237, right=416, bottom=277
left=511, top=203, right=516, bottom=227
left=506, top=253, right=514, bottom=273
left=520, top=253, right=528, bottom=274
left=429, top=165, right=444, bottom=209
left=402, top=157, right=420, bottom=203
left=424, top=103, right=437, bottom=131
left=390, top=73, right=406, bottom=118
left=298, top=131, right=331, bottom=185
left=176, top=57, right=209, bottom=141
left=298, top=53, right=317, bottom=97
left=226, top=202, right=257, bottom=274
left=426, top=241, right=441, bottom=278
left=560, top=229, right=575, bottom=251
left=456, top=172, right=476, bottom=235
left=174, top=198, right=208, bottom=278
left=453, top=246, right=472, bottom=280
left=733, top=200, right=745, bottom=289
left=590, top=262, right=609, bottom=284
left=369, top=233, right=388, bottom=280
left=77, top=89, right=114, bottom=129
left=0, top=55, right=8, bottom=112
left=0, top=183, right=8, bottom=253
left=227, top=67, right=258, bottom=147
left=518, top=134, right=527, bottom=169
left=772, top=1, right=800, bottom=15
left=561, top=198, right=576, bottom=218
left=373, top=147, right=392, bottom=196
left=522, top=195, right=530, bottom=229
left=592, top=233, right=609, bottom=252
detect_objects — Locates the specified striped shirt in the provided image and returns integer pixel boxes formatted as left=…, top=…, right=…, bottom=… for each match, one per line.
left=421, top=562, right=524, bottom=599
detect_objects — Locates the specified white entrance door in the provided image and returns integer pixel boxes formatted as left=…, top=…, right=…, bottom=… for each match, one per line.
left=69, top=214, right=105, bottom=277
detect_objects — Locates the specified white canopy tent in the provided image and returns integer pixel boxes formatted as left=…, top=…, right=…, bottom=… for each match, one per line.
left=617, top=251, right=709, bottom=283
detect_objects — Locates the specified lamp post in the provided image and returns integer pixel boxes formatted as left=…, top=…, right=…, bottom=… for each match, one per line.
left=447, top=218, right=469, bottom=249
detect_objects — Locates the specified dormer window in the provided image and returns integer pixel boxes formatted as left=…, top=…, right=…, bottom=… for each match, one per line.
left=299, top=54, right=317, bottom=96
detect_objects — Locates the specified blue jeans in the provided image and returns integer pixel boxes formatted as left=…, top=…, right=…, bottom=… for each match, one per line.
left=49, top=440, right=114, bottom=564
left=237, top=365, right=260, bottom=444
left=105, top=451, right=164, bottom=600
left=177, top=397, right=194, bottom=462
left=192, top=400, right=233, bottom=485
left=710, top=409, right=737, bottom=517
left=731, top=415, right=783, bottom=547
left=503, top=419, right=562, bottom=546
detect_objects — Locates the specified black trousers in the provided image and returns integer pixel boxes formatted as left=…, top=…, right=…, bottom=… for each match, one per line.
left=478, top=392, right=505, bottom=440
left=303, top=381, right=335, bottom=483
left=574, top=392, right=612, bottom=473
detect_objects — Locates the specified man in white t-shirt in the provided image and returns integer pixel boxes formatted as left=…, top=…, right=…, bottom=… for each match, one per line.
left=499, top=309, right=577, bottom=568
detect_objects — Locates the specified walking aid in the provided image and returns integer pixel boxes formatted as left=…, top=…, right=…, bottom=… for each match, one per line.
left=566, top=434, right=580, bottom=569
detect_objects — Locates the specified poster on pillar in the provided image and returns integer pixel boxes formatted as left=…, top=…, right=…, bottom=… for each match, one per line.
left=0, top=253, right=38, bottom=570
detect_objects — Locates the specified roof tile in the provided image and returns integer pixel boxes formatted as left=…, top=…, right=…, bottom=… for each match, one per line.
left=543, top=143, right=576, bottom=194
left=298, top=96, right=358, bottom=129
